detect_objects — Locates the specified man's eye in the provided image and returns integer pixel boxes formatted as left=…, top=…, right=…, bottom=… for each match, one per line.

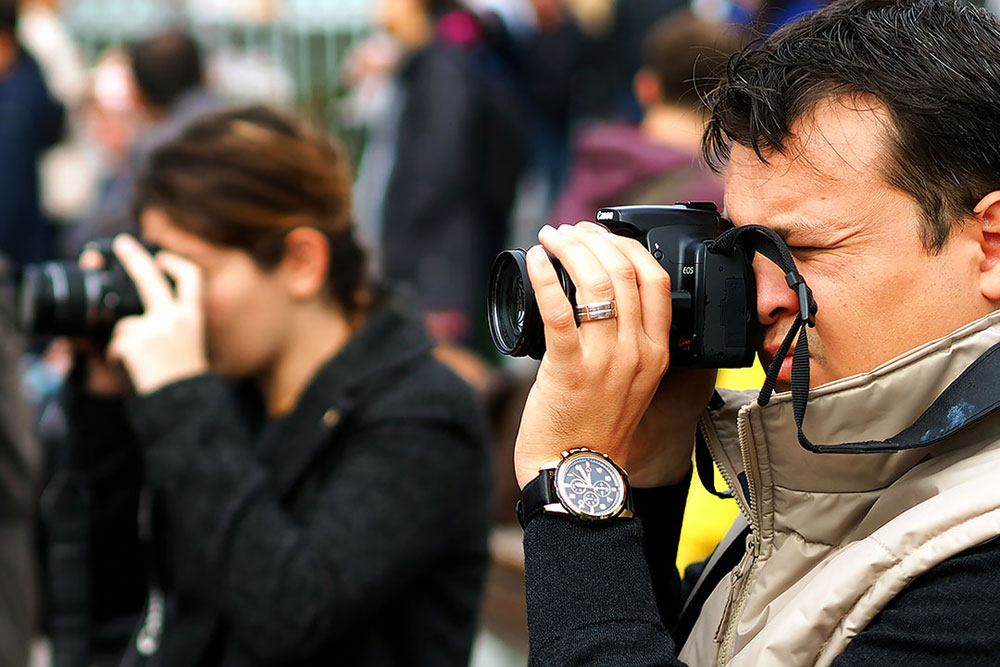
left=787, top=245, right=820, bottom=255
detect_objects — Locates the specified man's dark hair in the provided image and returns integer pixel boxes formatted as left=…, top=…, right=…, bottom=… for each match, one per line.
left=642, top=11, right=743, bottom=110
left=128, top=29, right=204, bottom=112
left=703, top=0, right=1000, bottom=250
left=0, top=0, right=17, bottom=35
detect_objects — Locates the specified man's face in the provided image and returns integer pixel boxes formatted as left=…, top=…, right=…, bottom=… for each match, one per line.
left=724, top=95, right=997, bottom=391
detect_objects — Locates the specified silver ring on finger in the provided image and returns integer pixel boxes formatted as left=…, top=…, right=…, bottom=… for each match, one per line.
left=574, top=300, right=618, bottom=323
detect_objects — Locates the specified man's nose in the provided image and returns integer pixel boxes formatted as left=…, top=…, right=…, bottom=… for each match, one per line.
left=754, top=255, right=801, bottom=326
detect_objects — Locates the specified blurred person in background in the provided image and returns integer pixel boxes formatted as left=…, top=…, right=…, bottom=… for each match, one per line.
left=514, top=0, right=597, bottom=201
left=18, top=0, right=87, bottom=109
left=693, top=0, right=830, bottom=33
left=56, top=105, right=490, bottom=665
left=64, top=29, right=220, bottom=257
left=0, top=274, right=40, bottom=667
left=368, top=0, right=527, bottom=353
left=0, top=0, right=64, bottom=270
left=18, top=0, right=94, bottom=241
left=549, top=11, right=740, bottom=226
left=127, top=29, right=219, bottom=156
left=560, top=0, right=683, bottom=120
left=59, top=49, right=145, bottom=260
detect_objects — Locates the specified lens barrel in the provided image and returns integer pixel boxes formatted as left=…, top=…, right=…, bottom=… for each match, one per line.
left=487, top=248, right=574, bottom=360
left=18, top=262, right=143, bottom=337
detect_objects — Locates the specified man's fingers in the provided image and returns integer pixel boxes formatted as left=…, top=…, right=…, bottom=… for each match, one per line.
left=525, top=244, right=579, bottom=362
left=156, top=251, right=202, bottom=308
left=569, top=225, right=642, bottom=341
left=113, top=235, right=173, bottom=310
left=539, top=225, right=615, bottom=302
left=537, top=225, right=619, bottom=349
left=605, top=234, right=673, bottom=348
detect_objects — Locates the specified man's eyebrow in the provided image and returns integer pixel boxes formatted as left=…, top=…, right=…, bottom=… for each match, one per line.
left=723, top=212, right=817, bottom=238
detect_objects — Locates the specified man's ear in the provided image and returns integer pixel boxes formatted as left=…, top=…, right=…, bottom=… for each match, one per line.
left=279, top=227, right=330, bottom=300
left=974, top=191, right=1000, bottom=300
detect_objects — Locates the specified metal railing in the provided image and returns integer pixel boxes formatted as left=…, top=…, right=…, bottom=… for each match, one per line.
left=64, top=0, right=374, bottom=154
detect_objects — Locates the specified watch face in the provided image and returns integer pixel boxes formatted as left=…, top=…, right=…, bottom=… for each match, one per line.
left=555, top=452, right=626, bottom=519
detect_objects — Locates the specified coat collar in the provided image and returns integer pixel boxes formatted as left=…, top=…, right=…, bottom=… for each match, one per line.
left=255, top=294, right=434, bottom=496
left=706, top=310, right=1000, bottom=537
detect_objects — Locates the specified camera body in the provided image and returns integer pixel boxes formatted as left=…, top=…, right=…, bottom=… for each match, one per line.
left=487, top=203, right=758, bottom=368
left=598, top=204, right=756, bottom=368
left=18, top=238, right=148, bottom=338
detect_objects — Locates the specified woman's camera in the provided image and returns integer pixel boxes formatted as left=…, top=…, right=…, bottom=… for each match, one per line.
left=18, top=238, right=158, bottom=338
left=487, top=203, right=758, bottom=368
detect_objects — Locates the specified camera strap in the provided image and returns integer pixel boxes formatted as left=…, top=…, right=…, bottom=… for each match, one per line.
left=710, top=225, right=1000, bottom=455
left=709, top=224, right=816, bottom=390
left=709, top=224, right=820, bottom=453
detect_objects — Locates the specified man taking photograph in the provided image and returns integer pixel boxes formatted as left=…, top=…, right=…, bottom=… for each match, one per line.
left=515, top=0, right=1000, bottom=664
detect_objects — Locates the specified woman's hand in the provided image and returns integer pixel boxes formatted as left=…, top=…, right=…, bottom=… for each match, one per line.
left=513, top=222, right=716, bottom=490
left=106, top=234, right=209, bottom=395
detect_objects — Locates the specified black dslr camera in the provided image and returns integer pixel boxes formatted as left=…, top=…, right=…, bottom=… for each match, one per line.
left=487, top=203, right=758, bottom=368
left=18, top=238, right=154, bottom=337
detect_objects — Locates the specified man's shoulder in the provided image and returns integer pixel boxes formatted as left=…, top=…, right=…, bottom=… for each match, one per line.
left=834, top=536, right=1000, bottom=665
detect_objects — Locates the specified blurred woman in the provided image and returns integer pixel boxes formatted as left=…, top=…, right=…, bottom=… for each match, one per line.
left=64, top=105, right=491, bottom=666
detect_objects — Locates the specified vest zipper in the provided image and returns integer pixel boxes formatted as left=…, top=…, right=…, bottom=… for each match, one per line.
left=713, top=532, right=760, bottom=661
left=734, top=405, right=760, bottom=532
left=707, top=403, right=763, bottom=664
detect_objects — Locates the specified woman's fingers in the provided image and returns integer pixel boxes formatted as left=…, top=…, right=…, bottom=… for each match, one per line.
left=112, top=234, right=173, bottom=310
left=156, top=251, right=202, bottom=308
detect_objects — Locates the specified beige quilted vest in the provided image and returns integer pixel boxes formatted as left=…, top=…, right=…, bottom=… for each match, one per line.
left=678, top=310, right=1000, bottom=666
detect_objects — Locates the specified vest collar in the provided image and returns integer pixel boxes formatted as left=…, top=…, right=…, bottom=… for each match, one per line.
left=707, top=310, right=1000, bottom=532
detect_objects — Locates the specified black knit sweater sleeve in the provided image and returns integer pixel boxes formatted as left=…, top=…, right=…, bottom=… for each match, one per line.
left=523, top=476, right=691, bottom=666
left=524, top=518, right=683, bottom=666
left=128, top=373, right=486, bottom=663
left=633, top=470, right=692, bottom=631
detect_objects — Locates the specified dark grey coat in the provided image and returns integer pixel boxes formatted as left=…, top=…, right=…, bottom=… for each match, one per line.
left=65, top=299, right=491, bottom=666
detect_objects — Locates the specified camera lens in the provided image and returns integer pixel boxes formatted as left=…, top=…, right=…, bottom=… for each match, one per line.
left=488, top=250, right=538, bottom=358
left=18, top=261, right=143, bottom=337
left=487, top=248, right=575, bottom=360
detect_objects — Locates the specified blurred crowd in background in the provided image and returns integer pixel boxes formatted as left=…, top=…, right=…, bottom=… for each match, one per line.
left=0, top=0, right=867, bottom=664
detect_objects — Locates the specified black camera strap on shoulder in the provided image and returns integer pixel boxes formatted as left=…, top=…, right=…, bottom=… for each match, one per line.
left=709, top=225, right=1000, bottom=456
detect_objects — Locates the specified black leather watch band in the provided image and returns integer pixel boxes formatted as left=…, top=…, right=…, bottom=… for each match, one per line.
left=516, top=469, right=557, bottom=529
left=517, top=449, right=635, bottom=529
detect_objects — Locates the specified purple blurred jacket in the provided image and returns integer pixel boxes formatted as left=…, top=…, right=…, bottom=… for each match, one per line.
left=548, top=123, right=724, bottom=227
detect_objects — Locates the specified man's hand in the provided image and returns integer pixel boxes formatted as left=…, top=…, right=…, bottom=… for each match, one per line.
left=627, top=367, right=716, bottom=487
left=514, top=222, right=715, bottom=489
left=106, top=234, right=209, bottom=395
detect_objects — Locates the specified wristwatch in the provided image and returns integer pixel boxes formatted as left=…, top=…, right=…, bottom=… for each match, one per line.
left=517, top=448, right=634, bottom=528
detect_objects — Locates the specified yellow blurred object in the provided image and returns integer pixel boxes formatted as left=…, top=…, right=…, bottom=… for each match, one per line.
left=675, top=363, right=764, bottom=572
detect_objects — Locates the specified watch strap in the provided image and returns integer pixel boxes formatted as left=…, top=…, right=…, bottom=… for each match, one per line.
left=516, top=468, right=558, bottom=529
